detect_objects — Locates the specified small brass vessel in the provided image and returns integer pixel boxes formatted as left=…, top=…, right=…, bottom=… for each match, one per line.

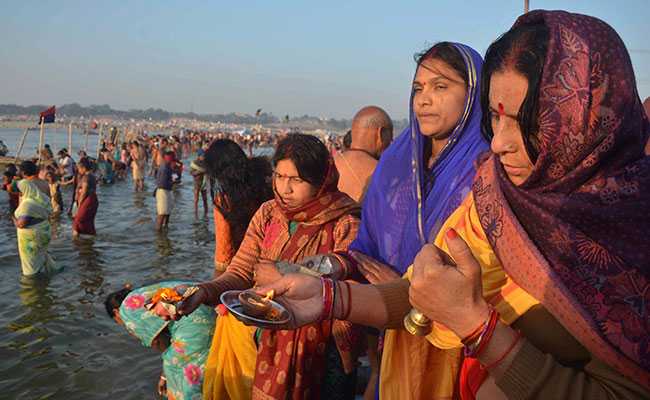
left=403, top=308, right=433, bottom=336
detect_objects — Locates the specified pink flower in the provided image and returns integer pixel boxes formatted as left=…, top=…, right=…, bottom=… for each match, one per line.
left=184, top=364, right=202, bottom=385
left=124, top=294, right=146, bottom=310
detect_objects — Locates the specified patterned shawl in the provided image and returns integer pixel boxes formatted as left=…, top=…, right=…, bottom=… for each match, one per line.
left=253, top=158, right=361, bottom=400
left=473, top=10, right=650, bottom=389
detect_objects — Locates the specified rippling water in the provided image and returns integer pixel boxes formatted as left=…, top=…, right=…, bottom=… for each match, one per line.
left=0, top=128, right=266, bottom=399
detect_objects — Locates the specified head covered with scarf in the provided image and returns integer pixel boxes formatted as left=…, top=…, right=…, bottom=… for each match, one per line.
left=474, top=10, right=650, bottom=389
left=351, top=43, right=489, bottom=274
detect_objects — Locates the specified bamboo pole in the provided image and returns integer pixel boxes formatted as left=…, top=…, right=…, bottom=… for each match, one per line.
left=37, top=117, right=45, bottom=164
left=14, top=128, right=30, bottom=163
left=524, top=0, right=529, bottom=13
left=68, top=123, right=73, bottom=154
left=97, top=123, right=104, bottom=158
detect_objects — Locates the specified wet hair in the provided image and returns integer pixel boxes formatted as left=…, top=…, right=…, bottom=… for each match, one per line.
left=204, top=139, right=273, bottom=250
left=415, top=42, right=468, bottom=84
left=480, top=23, right=550, bottom=163
left=272, top=133, right=330, bottom=188
left=104, top=287, right=132, bottom=318
left=78, top=157, right=92, bottom=170
left=19, top=160, right=38, bottom=177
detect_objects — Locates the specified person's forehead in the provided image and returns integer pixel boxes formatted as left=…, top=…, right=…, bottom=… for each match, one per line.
left=489, top=70, right=528, bottom=109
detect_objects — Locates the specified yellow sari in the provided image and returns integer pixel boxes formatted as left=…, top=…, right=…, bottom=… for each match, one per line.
left=202, top=313, right=257, bottom=400
left=379, top=193, right=539, bottom=399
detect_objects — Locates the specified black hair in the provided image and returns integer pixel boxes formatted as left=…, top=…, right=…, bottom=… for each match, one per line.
left=272, top=133, right=330, bottom=188
left=19, top=160, right=38, bottom=177
left=204, top=139, right=273, bottom=251
left=415, top=42, right=468, bottom=84
left=480, top=23, right=550, bottom=163
left=104, top=287, right=132, bottom=318
left=78, top=157, right=92, bottom=170
left=5, top=164, right=17, bottom=176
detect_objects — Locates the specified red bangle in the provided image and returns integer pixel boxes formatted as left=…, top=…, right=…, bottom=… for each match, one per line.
left=320, top=278, right=335, bottom=321
left=473, top=310, right=499, bottom=358
left=484, top=330, right=522, bottom=370
left=464, top=307, right=499, bottom=358
left=331, top=253, right=349, bottom=278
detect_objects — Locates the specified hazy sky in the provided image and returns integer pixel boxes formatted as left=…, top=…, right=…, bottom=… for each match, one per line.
left=1, top=0, right=648, bottom=119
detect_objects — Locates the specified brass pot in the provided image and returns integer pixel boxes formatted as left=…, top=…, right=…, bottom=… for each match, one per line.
left=403, top=308, right=433, bottom=336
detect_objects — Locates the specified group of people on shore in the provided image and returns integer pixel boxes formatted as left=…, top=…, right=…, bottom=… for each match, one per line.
left=4, top=9, right=650, bottom=400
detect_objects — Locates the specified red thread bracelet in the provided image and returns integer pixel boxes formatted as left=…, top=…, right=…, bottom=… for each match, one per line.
left=484, top=330, right=522, bottom=370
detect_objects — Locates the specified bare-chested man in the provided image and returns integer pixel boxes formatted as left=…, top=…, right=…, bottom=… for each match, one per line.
left=334, top=105, right=393, bottom=202
left=130, top=141, right=146, bottom=192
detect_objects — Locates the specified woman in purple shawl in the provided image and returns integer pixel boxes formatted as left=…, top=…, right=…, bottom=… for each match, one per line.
left=348, top=42, right=488, bottom=276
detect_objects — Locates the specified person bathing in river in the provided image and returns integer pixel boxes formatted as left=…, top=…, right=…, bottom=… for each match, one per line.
left=13, top=161, right=58, bottom=276
left=155, top=151, right=175, bottom=232
left=190, top=157, right=209, bottom=218
left=72, top=157, right=99, bottom=239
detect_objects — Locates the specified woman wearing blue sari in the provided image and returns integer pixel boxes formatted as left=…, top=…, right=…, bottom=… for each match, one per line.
left=301, top=42, right=488, bottom=399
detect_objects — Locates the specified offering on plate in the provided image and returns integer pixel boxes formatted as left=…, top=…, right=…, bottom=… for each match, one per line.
left=238, top=290, right=274, bottom=318
left=145, top=286, right=200, bottom=318
left=220, top=290, right=290, bottom=327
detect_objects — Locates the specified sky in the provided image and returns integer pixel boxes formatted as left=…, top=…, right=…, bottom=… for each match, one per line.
left=1, top=0, right=648, bottom=119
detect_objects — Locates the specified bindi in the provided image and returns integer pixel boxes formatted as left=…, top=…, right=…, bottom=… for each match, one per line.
left=498, top=102, right=505, bottom=117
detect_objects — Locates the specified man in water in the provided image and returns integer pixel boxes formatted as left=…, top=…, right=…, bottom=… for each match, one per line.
left=57, top=149, right=76, bottom=185
left=155, top=151, right=174, bottom=231
left=334, top=105, right=393, bottom=202
left=130, top=142, right=146, bottom=192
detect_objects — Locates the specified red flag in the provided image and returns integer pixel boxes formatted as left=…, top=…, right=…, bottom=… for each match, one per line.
left=39, top=106, right=56, bottom=123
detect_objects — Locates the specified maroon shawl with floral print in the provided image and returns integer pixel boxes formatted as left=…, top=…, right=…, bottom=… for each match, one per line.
left=473, top=10, right=650, bottom=389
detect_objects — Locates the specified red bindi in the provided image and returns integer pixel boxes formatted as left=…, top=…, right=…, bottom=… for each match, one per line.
left=497, top=102, right=505, bottom=117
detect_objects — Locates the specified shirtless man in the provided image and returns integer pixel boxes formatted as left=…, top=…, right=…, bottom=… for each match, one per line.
left=130, top=142, right=146, bottom=192
left=334, top=105, right=393, bottom=202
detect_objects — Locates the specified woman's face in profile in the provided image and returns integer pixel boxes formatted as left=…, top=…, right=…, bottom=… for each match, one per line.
left=488, top=68, right=535, bottom=186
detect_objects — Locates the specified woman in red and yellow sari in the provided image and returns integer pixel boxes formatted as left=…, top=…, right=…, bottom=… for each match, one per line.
left=176, top=133, right=362, bottom=400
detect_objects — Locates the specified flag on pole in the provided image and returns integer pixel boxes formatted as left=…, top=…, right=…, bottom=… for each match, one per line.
left=39, top=106, right=56, bottom=123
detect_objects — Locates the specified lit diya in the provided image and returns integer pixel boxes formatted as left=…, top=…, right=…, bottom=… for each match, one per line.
left=238, top=290, right=281, bottom=320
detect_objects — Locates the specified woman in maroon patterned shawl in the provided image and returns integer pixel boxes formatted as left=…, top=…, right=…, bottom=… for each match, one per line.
left=411, top=10, right=650, bottom=399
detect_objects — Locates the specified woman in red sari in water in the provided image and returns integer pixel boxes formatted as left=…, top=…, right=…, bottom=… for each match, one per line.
left=73, top=157, right=98, bottom=238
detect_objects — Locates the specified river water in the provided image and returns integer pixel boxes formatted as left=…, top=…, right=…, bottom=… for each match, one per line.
left=0, top=128, right=267, bottom=399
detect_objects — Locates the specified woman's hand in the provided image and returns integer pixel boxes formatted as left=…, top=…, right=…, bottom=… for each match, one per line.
left=254, top=273, right=324, bottom=329
left=350, top=251, right=400, bottom=284
left=409, top=229, right=489, bottom=338
left=157, top=375, right=167, bottom=398
left=253, top=261, right=282, bottom=286
left=172, top=286, right=208, bottom=320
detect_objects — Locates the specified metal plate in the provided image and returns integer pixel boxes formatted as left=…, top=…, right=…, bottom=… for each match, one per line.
left=220, top=290, right=291, bottom=328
